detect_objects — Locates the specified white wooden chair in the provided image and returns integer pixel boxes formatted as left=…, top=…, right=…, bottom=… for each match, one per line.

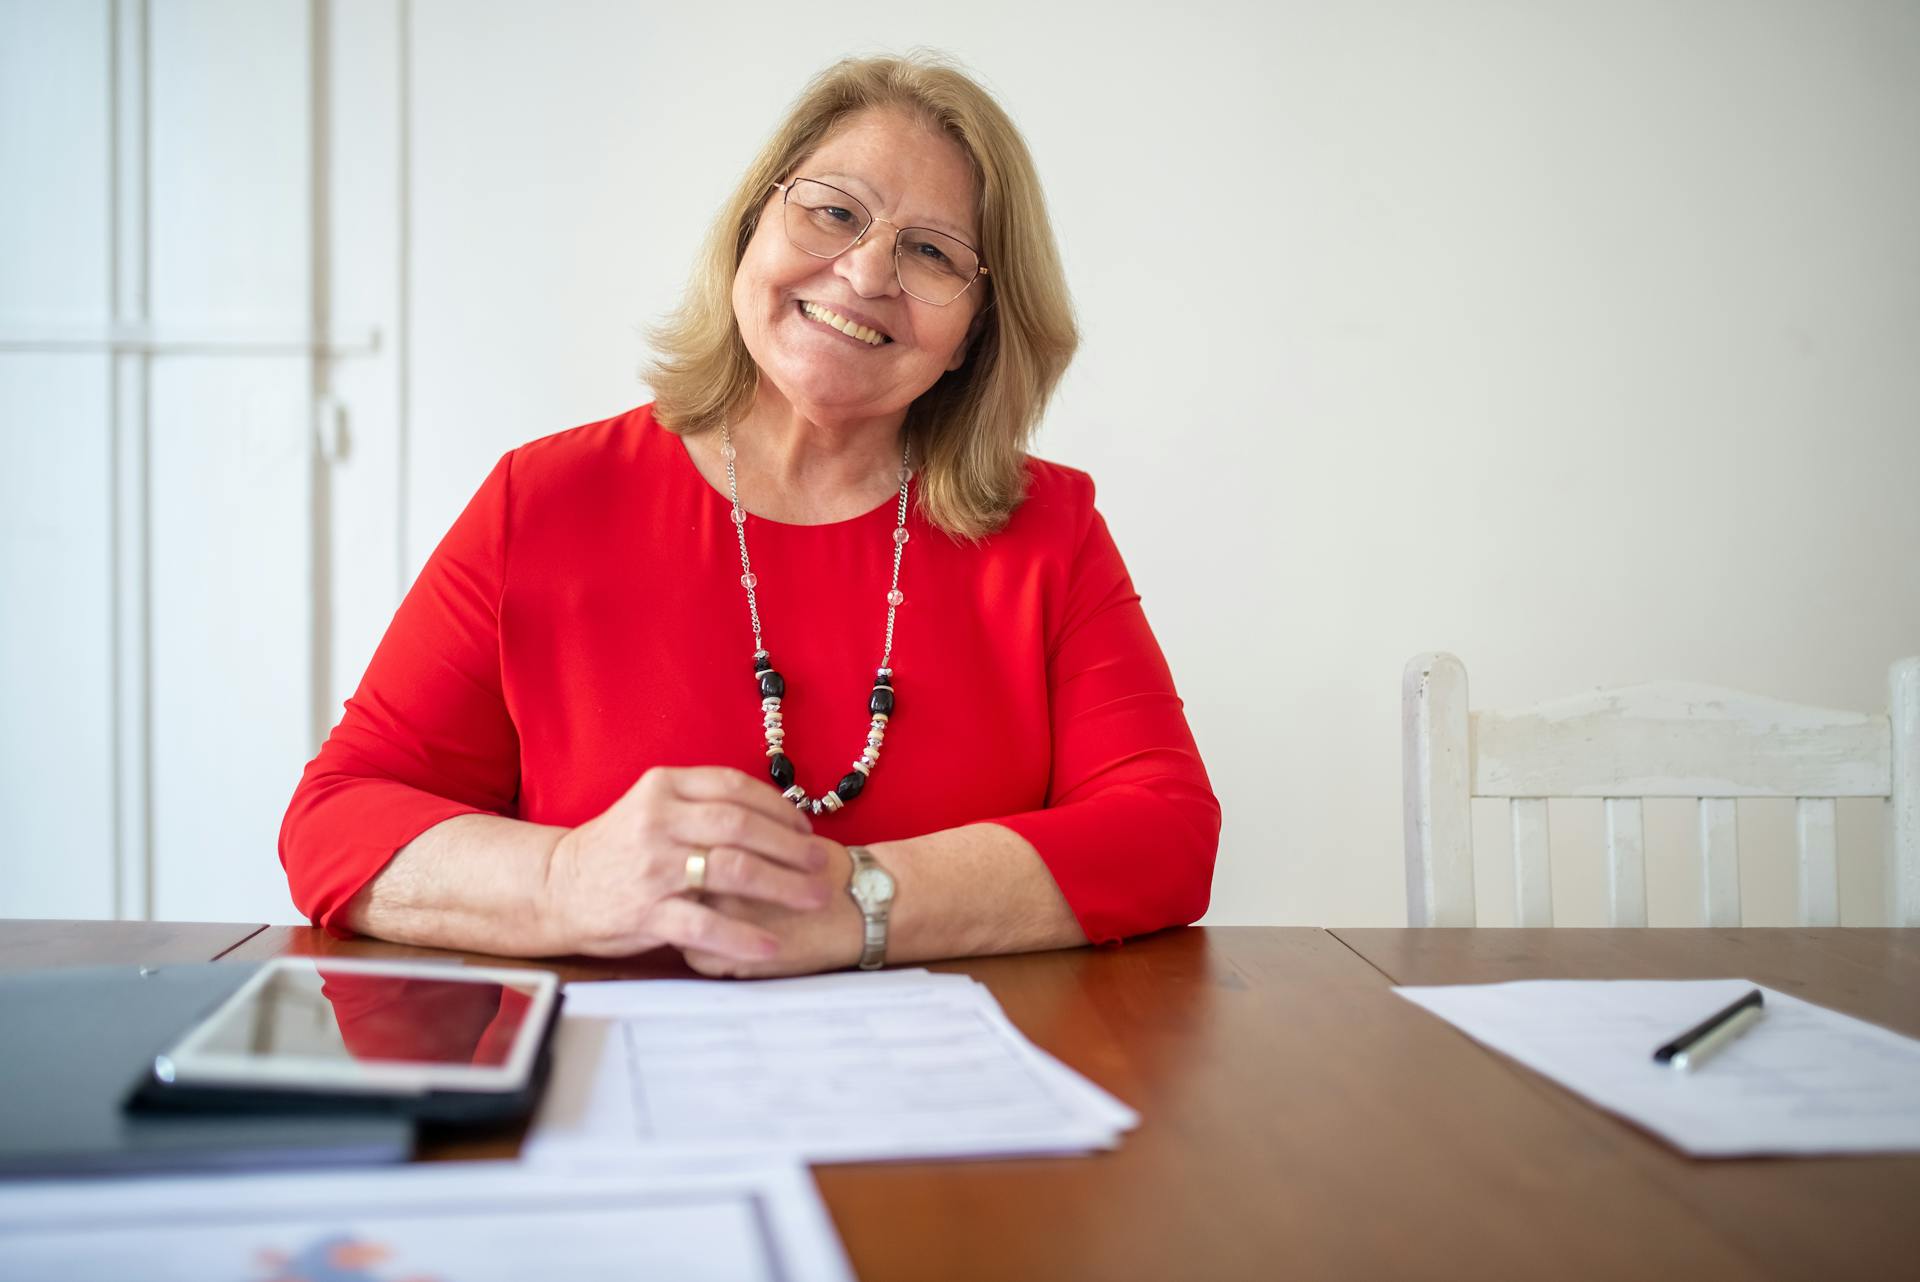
left=1402, top=654, right=1920, bottom=927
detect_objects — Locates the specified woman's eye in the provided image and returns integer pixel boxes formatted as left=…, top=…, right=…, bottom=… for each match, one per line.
left=913, top=242, right=952, bottom=266
left=815, top=205, right=856, bottom=224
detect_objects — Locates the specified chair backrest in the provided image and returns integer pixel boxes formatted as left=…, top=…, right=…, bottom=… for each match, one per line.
left=1402, top=654, right=1920, bottom=927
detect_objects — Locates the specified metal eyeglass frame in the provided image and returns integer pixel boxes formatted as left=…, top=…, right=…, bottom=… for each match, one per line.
left=771, top=178, right=989, bottom=306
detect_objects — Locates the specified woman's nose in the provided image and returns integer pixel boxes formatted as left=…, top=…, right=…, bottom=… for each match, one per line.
left=837, top=226, right=901, bottom=298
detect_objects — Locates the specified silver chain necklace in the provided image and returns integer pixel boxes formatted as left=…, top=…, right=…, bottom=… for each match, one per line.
left=722, top=423, right=910, bottom=815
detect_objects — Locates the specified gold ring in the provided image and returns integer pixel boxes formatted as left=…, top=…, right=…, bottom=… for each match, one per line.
left=684, top=848, right=709, bottom=894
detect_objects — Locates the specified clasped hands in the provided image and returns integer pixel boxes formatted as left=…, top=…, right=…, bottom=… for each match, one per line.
left=542, top=766, right=865, bottom=977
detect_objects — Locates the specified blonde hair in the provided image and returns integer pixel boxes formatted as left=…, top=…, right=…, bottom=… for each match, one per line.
left=646, top=53, right=1078, bottom=539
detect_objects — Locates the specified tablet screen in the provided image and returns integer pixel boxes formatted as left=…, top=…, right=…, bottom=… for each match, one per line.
left=155, top=958, right=561, bottom=1095
left=192, top=967, right=537, bottom=1067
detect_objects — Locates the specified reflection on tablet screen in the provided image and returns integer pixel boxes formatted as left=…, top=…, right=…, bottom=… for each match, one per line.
left=193, top=966, right=537, bottom=1067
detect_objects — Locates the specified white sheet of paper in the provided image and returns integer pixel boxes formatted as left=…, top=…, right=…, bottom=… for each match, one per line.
left=525, top=969, right=1137, bottom=1164
left=0, top=1158, right=852, bottom=1282
left=1395, top=978, right=1920, bottom=1157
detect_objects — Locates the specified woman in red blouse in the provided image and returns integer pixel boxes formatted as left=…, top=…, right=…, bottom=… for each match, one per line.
left=280, top=55, right=1219, bottom=977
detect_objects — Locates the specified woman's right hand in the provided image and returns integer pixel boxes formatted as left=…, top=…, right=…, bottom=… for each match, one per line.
left=541, top=765, right=833, bottom=960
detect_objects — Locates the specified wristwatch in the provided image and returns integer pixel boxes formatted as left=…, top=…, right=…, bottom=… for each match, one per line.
left=845, top=845, right=896, bottom=971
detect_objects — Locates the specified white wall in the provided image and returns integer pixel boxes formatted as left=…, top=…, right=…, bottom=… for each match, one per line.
left=5, top=0, right=1917, bottom=927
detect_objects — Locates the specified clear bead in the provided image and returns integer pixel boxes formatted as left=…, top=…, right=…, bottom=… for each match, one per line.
left=740, top=573, right=757, bottom=589
left=722, top=442, right=736, bottom=461
left=731, top=507, right=746, bottom=525
left=887, top=589, right=905, bottom=606
left=892, top=528, right=910, bottom=546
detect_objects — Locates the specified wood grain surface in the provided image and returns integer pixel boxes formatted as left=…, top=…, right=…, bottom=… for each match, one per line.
left=0, top=918, right=265, bottom=971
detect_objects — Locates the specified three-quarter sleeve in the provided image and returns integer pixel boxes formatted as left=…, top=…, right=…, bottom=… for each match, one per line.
left=279, top=452, right=523, bottom=935
left=989, top=497, right=1221, bottom=945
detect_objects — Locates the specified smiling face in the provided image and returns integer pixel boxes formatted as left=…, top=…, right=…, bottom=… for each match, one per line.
left=731, top=108, right=986, bottom=429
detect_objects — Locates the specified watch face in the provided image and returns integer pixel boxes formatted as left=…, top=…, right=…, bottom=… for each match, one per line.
left=853, top=866, right=895, bottom=904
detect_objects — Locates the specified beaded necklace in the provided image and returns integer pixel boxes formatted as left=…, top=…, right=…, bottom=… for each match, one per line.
left=722, top=423, right=909, bottom=816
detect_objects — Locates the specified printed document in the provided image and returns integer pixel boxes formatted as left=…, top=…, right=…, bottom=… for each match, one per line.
left=1396, top=978, right=1920, bottom=1157
left=0, top=1158, right=852, bottom=1282
left=525, top=969, right=1137, bottom=1164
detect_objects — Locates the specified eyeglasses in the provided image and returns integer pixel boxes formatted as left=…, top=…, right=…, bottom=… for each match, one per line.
left=772, top=177, right=989, bottom=306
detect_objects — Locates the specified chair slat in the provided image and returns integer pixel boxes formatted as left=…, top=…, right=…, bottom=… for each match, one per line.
left=1892, top=658, right=1920, bottom=926
left=1511, top=799, right=1552, bottom=926
left=1795, top=798, right=1839, bottom=926
left=1699, top=799, right=1741, bottom=926
left=1604, top=798, right=1647, bottom=927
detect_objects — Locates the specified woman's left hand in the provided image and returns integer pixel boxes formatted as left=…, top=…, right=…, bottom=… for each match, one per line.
left=683, top=840, right=864, bottom=977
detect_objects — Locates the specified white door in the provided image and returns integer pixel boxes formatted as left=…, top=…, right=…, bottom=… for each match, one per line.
left=2, top=0, right=331, bottom=924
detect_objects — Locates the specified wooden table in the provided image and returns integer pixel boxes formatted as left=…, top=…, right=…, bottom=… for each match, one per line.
left=203, top=924, right=1920, bottom=1281
left=6, top=921, right=1915, bottom=1278
left=0, top=918, right=264, bottom=972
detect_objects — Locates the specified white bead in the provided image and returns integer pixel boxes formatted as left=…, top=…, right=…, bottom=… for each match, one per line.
left=761, top=697, right=781, bottom=709
left=851, top=760, right=871, bottom=775
left=867, top=733, right=884, bottom=747
left=871, top=713, right=889, bottom=725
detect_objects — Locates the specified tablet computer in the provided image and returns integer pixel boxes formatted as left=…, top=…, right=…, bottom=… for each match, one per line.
left=128, top=957, right=563, bottom=1125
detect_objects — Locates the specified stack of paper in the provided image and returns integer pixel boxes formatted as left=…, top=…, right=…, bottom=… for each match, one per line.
left=525, top=968, right=1138, bottom=1164
left=1396, top=978, right=1920, bottom=1157
left=0, top=1158, right=854, bottom=1282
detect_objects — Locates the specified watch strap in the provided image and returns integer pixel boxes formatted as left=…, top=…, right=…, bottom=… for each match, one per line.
left=848, top=845, right=891, bottom=971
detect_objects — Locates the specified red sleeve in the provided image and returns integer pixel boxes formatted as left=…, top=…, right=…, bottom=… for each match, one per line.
left=988, top=499, right=1221, bottom=945
left=279, top=453, right=522, bottom=936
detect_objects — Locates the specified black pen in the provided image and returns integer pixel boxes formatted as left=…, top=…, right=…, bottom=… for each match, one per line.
left=1652, top=988, right=1765, bottom=1072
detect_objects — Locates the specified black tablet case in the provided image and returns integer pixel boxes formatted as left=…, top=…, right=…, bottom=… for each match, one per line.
left=0, top=962, right=413, bottom=1177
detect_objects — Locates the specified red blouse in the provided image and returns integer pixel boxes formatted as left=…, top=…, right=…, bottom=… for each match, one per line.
left=280, top=404, right=1219, bottom=945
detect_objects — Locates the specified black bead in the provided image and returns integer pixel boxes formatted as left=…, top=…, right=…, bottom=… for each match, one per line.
left=869, top=686, right=894, bottom=716
left=768, top=753, right=794, bottom=789
left=872, top=672, right=892, bottom=688
left=758, top=670, right=785, bottom=699
left=835, top=771, right=867, bottom=801
left=754, top=654, right=772, bottom=673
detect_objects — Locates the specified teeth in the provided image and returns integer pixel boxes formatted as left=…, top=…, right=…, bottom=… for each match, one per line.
left=802, top=302, right=887, bottom=346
